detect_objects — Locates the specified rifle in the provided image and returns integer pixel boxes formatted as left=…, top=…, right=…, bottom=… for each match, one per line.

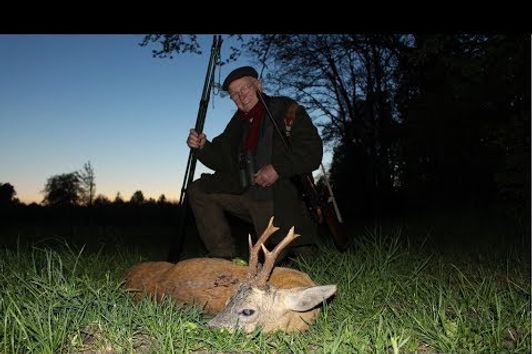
left=167, top=35, right=223, bottom=262
left=299, top=165, right=350, bottom=251
left=256, top=92, right=350, bottom=252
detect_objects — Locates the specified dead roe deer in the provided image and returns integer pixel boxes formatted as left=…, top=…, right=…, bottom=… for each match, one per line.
left=124, top=217, right=337, bottom=333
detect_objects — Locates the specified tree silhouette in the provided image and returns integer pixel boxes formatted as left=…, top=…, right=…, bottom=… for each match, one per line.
left=42, top=173, right=83, bottom=207
left=139, top=34, right=242, bottom=63
left=0, top=182, right=17, bottom=206
left=113, top=192, right=124, bottom=204
left=130, top=190, right=145, bottom=205
left=78, top=161, right=96, bottom=206
left=94, top=194, right=111, bottom=206
left=395, top=34, right=530, bottom=205
left=157, top=194, right=167, bottom=204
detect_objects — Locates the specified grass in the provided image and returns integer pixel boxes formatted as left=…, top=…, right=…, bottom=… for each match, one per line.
left=0, top=224, right=530, bottom=353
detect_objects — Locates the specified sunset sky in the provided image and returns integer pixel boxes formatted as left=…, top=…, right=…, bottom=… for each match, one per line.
left=0, top=34, right=255, bottom=204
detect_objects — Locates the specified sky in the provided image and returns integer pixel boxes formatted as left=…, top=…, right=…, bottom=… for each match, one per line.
left=0, top=34, right=256, bottom=204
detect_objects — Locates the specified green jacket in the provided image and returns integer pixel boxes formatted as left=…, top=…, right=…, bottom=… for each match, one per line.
left=195, top=95, right=323, bottom=246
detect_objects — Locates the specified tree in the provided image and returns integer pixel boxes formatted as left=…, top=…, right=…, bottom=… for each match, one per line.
left=113, top=192, right=124, bottom=204
left=0, top=182, right=17, bottom=206
left=140, top=35, right=202, bottom=58
left=114, top=192, right=124, bottom=204
left=157, top=194, right=167, bottom=204
left=130, top=190, right=145, bottom=204
left=78, top=161, right=96, bottom=206
left=139, top=34, right=242, bottom=63
left=94, top=194, right=111, bottom=206
left=395, top=34, right=530, bottom=206
left=42, top=173, right=83, bottom=207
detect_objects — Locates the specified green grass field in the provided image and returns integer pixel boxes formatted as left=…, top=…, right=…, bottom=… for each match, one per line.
left=0, top=218, right=530, bottom=353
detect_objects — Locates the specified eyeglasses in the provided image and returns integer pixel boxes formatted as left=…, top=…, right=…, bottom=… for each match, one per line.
left=228, top=83, right=253, bottom=101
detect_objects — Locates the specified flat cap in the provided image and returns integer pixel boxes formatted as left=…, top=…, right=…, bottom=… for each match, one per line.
left=222, top=66, right=258, bottom=91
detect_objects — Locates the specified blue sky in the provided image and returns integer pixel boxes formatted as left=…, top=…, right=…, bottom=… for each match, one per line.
left=0, top=34, right=254, bottom=203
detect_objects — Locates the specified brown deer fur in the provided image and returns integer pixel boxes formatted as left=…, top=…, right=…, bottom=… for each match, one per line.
left=125, top=259, right=315, bottom=314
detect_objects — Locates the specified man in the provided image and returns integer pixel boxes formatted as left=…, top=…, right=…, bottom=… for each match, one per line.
left=186, top=65, right=323, bottom=261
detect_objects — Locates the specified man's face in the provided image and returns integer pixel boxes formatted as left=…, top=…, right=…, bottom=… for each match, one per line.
left=228, top=77, right=261, bottom=113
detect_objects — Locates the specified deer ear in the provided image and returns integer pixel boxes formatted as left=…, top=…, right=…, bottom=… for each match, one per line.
left=284, top=285, right=337, bottom=312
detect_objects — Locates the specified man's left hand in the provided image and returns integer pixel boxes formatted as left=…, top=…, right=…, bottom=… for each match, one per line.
left=254, top=164, right=279, bottom=187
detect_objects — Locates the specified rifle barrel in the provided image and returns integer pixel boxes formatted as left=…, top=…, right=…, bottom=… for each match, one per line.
left=168, top=35, right=222, bottom=262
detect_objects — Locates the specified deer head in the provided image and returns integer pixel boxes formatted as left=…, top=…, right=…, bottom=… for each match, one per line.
left=207, top=217, right=337, bottom=333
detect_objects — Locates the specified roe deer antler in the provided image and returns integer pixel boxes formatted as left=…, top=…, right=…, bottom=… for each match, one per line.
left=247, top=216, right=279, bottom=279
left=246, top=216, right=300, bottom=288
left=253, top=226, right=300, bottom=287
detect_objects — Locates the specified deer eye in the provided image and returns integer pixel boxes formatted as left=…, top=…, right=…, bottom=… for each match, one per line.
left=239, top=309, right=255, bottom=317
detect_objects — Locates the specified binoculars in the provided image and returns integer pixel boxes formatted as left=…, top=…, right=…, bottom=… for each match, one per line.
left=239, top=151, right=255, bottom=189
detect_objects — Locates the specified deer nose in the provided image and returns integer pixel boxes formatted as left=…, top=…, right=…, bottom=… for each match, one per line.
left=206, top=319, right=217, bottom=328
left=207, top=314, right=239, bottom=331
left=207, top=318, right=235, bottom=332
left=206, top=317, right=223, bottom=329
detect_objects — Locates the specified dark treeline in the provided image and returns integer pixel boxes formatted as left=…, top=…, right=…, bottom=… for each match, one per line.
left=0, top=176, right=180, bottom=228
left=0, top=200, right=179, bottom=226
left=0, top=194, right=185, bottom=253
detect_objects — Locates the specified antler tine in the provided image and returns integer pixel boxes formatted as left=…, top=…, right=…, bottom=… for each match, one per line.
left=247, top=216, right=279, bottom=278
left=252, top=226, right=300, bottom=287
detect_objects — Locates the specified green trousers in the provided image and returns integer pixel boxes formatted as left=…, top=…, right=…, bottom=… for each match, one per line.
left=187, top=180, right=274, bottom=258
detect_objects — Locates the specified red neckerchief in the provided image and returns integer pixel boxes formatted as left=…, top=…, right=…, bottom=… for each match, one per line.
left=240, top=101, right=265, bottom=151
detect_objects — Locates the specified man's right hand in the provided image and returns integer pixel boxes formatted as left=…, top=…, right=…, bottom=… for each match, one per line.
left=187, top=129, right=207, bottom=149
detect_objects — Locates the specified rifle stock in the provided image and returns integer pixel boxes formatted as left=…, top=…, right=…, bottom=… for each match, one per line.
left=318, top=185, right=350, bottom=251
left=296, top=174, right=350, bottom=251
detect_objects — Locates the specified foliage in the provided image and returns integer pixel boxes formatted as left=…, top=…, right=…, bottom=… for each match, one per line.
left=157, top=194, right=167, bottom=204
left=0, top=182, right=18, bottom=206
left=396, top=34, right=530, bottom=207
left=78, top=161, right=96, bottom=206
left=139, top=34, right=243, bottom=64
left=139, top=34, right=202, bottom=58
left=42, top=172, right=83, bottom=207
left=93, top=194, right=111, bottom=206
left=113, top=192, right=124, bottom=204
left=40, top=161, right=98, bottom=208
left=130, top=190, right=145, bottom=204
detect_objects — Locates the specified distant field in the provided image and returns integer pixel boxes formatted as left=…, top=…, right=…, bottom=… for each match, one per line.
left=0, top=208, right=530, bottom=353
